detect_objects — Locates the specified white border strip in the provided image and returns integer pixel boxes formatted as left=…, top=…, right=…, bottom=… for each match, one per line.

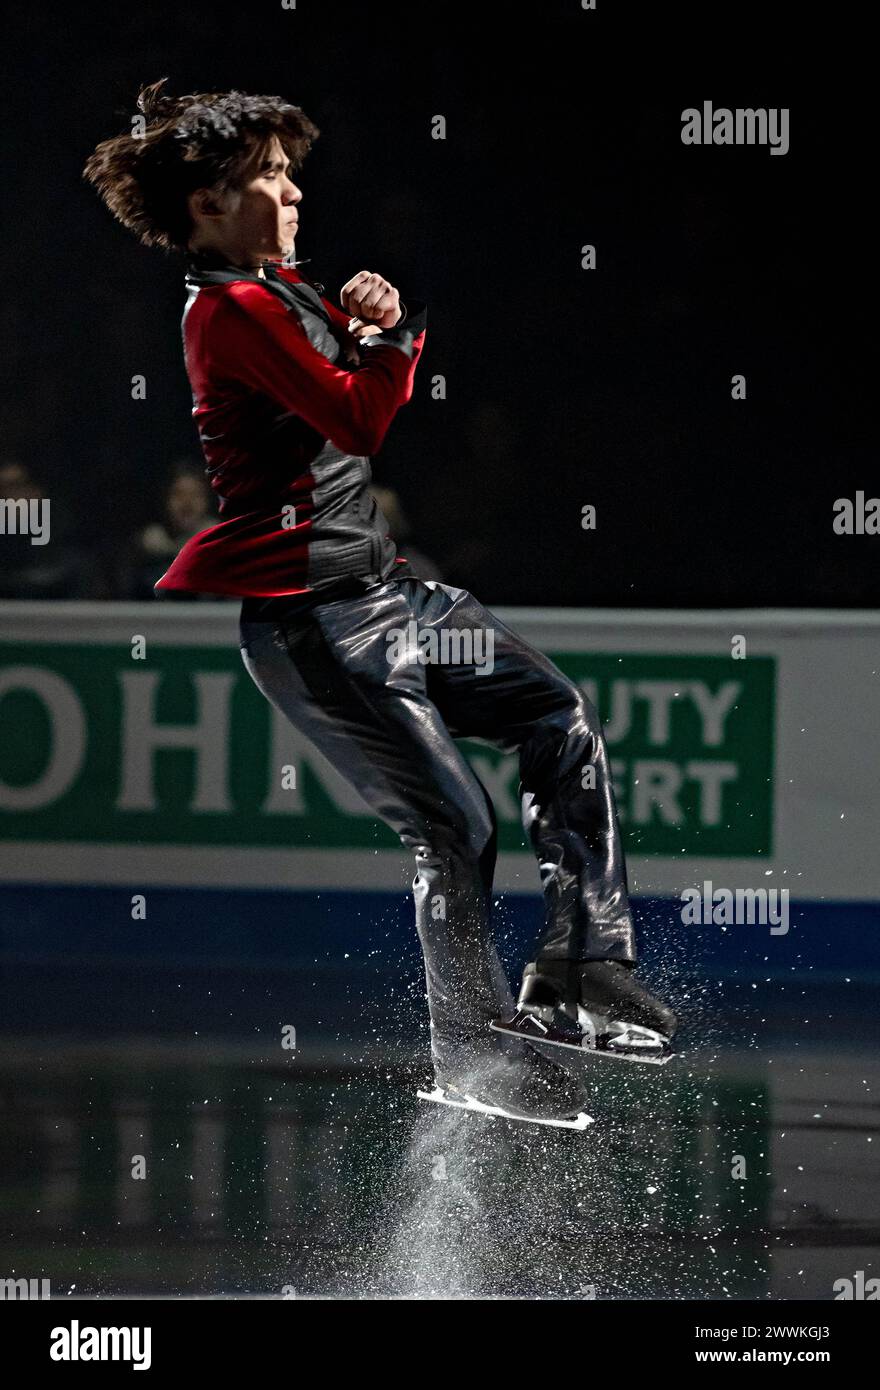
left=0, top=841, right=859, bottom=898
left=2, top=601, right=879, bottom=648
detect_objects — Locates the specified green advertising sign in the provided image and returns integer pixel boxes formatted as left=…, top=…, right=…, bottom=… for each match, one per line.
left=0, top=643, right=774, bottom=856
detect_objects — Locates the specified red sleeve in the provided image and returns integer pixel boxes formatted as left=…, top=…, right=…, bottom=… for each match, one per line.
left=209, top=282, right=426, bottom=458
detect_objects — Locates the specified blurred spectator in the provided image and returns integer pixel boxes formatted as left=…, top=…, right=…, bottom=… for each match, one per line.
left=369, top=484, right=445, bottom=583
left=122, top=462, right=226, bottom=601
left=0, top=458, right=98, bottom=598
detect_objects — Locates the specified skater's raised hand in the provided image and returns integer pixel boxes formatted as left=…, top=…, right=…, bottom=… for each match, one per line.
left=340, top=271, right=402, bottom=329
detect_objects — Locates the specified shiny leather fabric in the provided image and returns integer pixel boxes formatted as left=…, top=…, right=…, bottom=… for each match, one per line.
left=239, top=574, right=636, bottom=1039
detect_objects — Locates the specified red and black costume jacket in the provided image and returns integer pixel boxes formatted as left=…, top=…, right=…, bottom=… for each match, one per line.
left=155, top=250, right=427, bottom=604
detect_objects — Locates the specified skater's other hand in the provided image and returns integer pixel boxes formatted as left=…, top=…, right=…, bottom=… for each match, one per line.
left=337, top=318, right=382, bottom=365
left=348, top=319, right=384, bottom=340
left=340, top=271, right=402, bottom=328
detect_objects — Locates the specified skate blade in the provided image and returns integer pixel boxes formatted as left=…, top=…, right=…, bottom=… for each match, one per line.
left=416, top=1086, right=593, bottom=1130
left=490, top=1011, right=675, bottom=1066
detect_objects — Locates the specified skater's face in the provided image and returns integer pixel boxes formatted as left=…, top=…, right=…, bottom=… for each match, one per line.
left=187, top=135, right=302, bottom=268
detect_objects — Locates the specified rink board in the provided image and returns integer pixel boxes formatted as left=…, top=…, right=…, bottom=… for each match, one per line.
left=0, top=602, right=878, bottom=989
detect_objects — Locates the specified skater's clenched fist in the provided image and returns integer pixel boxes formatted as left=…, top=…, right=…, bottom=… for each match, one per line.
left=340, top=271, right=402, bottom=329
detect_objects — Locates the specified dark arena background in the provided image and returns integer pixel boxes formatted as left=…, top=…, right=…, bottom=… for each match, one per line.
left=0, top=0, right=877, bottom=1349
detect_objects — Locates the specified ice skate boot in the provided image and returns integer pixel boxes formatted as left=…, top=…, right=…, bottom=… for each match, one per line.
left=491, top=959, right=677, bottom=1066
left=418, top=1027, right=594, bottom=1129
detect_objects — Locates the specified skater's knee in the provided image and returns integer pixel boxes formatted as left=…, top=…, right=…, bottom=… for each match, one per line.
left=556, top=679, right=598, bottom=731
left=534, top=674, right=602, bottom=741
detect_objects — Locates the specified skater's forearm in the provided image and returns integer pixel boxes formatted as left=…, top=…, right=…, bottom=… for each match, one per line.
left=211, top=288, right=426, bottom=457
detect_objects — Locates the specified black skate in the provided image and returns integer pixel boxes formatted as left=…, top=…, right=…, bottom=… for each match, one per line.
left=418, top=1029, right=594, bottom=1130
left=491, top=959, right=677, bottom=1066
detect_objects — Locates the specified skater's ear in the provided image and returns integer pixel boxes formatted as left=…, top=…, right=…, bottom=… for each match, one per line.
left=187, top=184, right=237, bottom=224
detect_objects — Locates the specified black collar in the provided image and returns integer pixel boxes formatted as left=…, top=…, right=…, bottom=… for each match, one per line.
left=185, top=249, right=319, bottom=286
left=184, top=251, right=332, bottom=328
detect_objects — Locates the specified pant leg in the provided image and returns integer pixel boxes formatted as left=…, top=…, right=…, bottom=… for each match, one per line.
left=399, top=577, right=636, bottom=964
left=238, top=582, right=513, bottom=1046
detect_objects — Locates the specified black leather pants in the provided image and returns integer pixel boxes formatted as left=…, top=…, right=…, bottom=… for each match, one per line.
left=239, top=575, right=636, bottom=1040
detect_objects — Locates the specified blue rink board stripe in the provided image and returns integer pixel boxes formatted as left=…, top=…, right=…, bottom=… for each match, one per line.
left=0, top=884, right=878, bottom=975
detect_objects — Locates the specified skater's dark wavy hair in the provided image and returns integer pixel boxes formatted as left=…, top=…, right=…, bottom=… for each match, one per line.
left=82, top=78, right=319, bottom=253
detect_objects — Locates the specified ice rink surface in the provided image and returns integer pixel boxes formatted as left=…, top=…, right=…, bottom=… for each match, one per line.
left=2, top=982, right=876, bottom=1300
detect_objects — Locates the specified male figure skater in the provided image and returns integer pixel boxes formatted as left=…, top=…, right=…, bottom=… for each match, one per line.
left=84, top=80, right=677, bottom=1125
